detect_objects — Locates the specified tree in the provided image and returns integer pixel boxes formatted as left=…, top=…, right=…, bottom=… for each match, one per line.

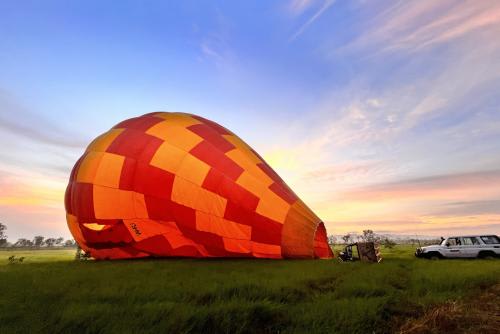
left=327, top=235, right=336, bottom=245
left=33, top=236, right=44, bottom=247
left=0, top=222, right=7, bottom=247
left=19, top=238, right=34, bottom=247
left=44, top=238, right=57, bottom=247
left=361, top=230, right=379, bottom=243
left=342, top=234, right=352, bottom=244
left=382, top=237, right=396, bottom=249
left=14, top=238, right=29, bottom=247
left=55, top=237, right=64, bottom=246
left=64, top=239, right=76, bottom=247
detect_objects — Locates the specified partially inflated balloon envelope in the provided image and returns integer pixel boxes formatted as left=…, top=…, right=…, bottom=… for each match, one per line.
left=65, top=112, right=334, bottom=259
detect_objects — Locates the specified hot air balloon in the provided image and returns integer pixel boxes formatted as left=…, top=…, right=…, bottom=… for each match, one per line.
left=65, top=112, right=333, bottom=259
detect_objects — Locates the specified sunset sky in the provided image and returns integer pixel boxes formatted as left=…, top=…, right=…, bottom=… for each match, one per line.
left=1, top=0, right=500, bottom=241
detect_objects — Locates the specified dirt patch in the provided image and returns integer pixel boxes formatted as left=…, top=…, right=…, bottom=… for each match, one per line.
left=398, top=284, right=500, bottom=334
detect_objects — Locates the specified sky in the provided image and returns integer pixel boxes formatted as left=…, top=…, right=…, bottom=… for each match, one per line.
left=1, top=0, right=500, bottom=241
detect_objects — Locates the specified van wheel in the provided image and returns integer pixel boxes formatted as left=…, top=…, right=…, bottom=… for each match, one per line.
left=478, top=251, right=496, bottom=259
left=427, top=252, right=442, bottom=260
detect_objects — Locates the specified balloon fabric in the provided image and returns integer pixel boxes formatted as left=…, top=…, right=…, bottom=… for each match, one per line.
left=65, top=112, right=333, bottom=259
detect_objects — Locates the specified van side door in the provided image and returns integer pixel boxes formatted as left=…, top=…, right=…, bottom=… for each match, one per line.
left=460, top=237, right=480, bottom=258
left=443, top=237, right=462, bottom=258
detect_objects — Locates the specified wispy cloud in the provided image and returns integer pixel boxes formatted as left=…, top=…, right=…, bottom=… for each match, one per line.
left=315, top=170, right=500, bottom=236
left=199, top=33, right=232, bottom=67
left=304, top=161, right=386, bottom=183
left=0, top=91, right=89, bottom=149
left=0, top=168, right=68, bottom=240
left=270, top=1, right=500, bottom=200
left=288, top=0, right=315, bottom=16
left=341, top=170, right=500, bottom=201
left=289, top=0, right=336, bottom=41
left=0, top=169, right=63, bottom=209
left=430, top=200, right=500, bottom=216
left=196, top=8, right=235, bottom=68
left=331, top=218, right=500, bottom=236
left=342, top=0, right=500, bottom=54
left=0, top=92, right=82, bottom=240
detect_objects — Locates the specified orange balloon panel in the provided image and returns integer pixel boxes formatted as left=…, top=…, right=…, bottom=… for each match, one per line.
left=65, top=112, right=334, bottom=260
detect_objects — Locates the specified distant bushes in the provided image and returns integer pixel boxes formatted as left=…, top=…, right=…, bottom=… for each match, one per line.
left=0, top=223, right=76, bottom=249
left=74, top=245, right=91, bottom=261
left=7, top=255, right=25, bottom=264
left=332, top=229, right=440, bottom=247
left=0, top=222, right=7, bottom=247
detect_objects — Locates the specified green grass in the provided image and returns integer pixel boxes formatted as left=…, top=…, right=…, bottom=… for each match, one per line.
left=0, top=246, right=498, bottom=334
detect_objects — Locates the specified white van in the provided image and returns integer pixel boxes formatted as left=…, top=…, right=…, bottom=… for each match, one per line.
left=415, top=235, right=500, bottom=259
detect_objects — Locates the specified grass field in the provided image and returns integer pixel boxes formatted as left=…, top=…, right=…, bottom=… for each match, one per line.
left=0, top=246, right=499, bottom=334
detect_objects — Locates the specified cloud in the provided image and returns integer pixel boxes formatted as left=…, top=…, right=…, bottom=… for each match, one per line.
left=0, top=91, right=89, bottom=149
left=426, top=223, right=500, bottom=235
left=196, top=8, right=235, bottom=68
left=265, top=3, right=500, bottom=235
left=277, top=0, right=500, bottom=198
left=312, top=169, right=500, bottom=236
left=429, top=200, right=500, bottom=216
left=342, top=1, right=500, bottom=55
left=200, top=33, right=230, bottom=66
left=341, top=170, right=500, bottom=201
left=324, top=217, right=500, bottom=236
left=0, top=167, right=68, bottom=241
left=395, top=2, right=500, bottom=51
left=289, top=0, right=336, bottom=41
left=304, top=161, right=386, bottom=183
left=0, top=168, right=65, bottom=209
left=288, top=0, right=315, bottom=16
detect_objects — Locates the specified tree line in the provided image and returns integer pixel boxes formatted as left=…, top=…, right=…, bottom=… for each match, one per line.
left=0, top=222, right=76, bottom=248
left=329, top=230, right=397, bottom=248
left=328, top=229, right=440, bottom=247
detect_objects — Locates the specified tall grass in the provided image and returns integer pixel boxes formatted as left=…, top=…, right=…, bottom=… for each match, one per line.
left=0, top=246, right=498, bottom=333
